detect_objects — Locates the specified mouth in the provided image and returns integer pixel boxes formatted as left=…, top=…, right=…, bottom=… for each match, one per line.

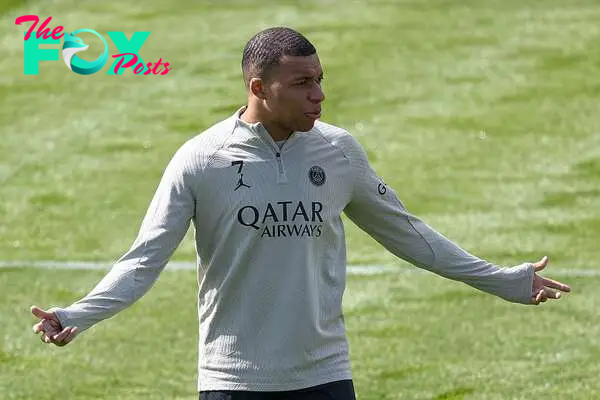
left=305, top=112, right=321, bottom=120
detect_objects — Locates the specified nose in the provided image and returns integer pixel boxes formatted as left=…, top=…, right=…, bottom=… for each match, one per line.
left=308, top=82, right=325, bottom=104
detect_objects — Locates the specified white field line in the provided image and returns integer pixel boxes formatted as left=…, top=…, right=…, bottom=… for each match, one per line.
left=0, top=260, right=598, bottom=277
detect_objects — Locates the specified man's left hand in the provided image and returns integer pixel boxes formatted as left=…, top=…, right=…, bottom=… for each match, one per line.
left=531, top=256, right=571, bottom=305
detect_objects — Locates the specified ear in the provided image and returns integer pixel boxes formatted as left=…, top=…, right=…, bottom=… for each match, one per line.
left=249, top=78, right=266, bottom=99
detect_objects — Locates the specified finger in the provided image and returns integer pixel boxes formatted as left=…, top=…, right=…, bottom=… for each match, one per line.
left=57, top=327, right=79, bottom=346
left=531, top=291, right=542, bottom=306
left=534, top=289, right=548, bottom=304
left=542, top=287, right=562, bottom=300
left=534, top=290, right=547, bottom=303
left=39, top=322, right=61, bottom=339
left=41, top=319, right=61, bottom=334
left=541, top=277, right=571, bottom=293
left=31, top=306, right=55, bottom=321
left=533, top=256, right=549, bottom=272
left=41, top=333, right=52, bottom=344
left=64, top=327, right=79, bottom=342
left=32, top=321, right=44, bottom=334
left=52, top=327, right=72, bottom=343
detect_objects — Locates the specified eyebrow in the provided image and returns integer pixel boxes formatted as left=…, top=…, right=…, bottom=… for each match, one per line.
left=292, top=73, right=324, bottom=81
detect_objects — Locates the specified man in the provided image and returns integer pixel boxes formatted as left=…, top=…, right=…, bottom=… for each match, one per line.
left=31, top=27, right=571, bottom=400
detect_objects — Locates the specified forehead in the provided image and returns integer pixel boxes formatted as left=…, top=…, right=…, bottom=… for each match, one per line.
left=275, top=54, right=322, bottom=78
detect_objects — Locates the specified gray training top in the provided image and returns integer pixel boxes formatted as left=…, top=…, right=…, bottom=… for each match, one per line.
left=55, top=108, right=534, bottom=391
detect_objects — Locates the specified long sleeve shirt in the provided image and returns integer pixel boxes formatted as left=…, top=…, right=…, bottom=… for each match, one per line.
left=54, top=107, right=534, bottom=391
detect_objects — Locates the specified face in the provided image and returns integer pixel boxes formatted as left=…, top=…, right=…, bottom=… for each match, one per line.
left=259, top=54, right=325, bottom=133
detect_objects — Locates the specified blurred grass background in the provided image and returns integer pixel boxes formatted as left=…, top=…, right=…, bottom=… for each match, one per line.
left=1, top=0, right=599, bottom=399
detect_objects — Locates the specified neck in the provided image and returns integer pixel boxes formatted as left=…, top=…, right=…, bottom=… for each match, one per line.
left=240, top=105, right=293, bottom=141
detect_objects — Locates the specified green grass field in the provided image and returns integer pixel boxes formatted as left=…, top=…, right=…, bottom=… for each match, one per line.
left=1, top=0, right=600, bottom=398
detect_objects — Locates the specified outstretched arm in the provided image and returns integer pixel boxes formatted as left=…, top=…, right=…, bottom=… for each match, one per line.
left=32, top=145, right=197, bottom=345
left=342, top=135, right=570, bottom=304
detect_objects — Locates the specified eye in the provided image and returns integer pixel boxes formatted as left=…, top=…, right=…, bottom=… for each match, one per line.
left=293, top=77, right=323, bottom=87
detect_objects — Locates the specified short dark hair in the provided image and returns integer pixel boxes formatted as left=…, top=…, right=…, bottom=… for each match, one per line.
left=241, top=27, right=316, bottom=87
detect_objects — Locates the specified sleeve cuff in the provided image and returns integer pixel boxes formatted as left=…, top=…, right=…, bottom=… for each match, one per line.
left=512, top=262, right=535, bottom=305
left=52, top=308, right=74, bottom=330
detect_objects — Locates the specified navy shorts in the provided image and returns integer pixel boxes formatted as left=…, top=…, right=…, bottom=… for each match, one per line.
left=199, top=379, right=356, bottom=400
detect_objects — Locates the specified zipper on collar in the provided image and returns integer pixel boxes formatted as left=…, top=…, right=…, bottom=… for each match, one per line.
left=275, top=151, right=288, bottom=183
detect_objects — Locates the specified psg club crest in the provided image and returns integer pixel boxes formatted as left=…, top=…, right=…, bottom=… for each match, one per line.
left=309, top=165, right=326, bottom=186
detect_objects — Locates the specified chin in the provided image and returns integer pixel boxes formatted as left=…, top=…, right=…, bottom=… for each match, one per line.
left=296, top=120, right=317, bottom=133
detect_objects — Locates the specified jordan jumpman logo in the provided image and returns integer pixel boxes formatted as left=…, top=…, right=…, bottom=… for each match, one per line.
left=234, top=174, right=251, bottom=191
left=232, top=160, right=251, bottom=191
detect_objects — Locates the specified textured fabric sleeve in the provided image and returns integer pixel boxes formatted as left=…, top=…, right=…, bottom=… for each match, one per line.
left=54, top=145, right=197, bottom=332
left=341, top=134, right=534, bottom=304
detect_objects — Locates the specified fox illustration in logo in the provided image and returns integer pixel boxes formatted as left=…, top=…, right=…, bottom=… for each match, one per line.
left=61, top=29, right=109, bottom=75
left=62, top=31, right=88, bottom=68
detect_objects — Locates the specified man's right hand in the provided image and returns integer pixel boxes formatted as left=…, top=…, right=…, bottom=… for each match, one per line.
left=31, top=305, right=79, bottom=346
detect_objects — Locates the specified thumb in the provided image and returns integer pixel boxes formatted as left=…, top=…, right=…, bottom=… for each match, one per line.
left=31, top=305, right=56, bottom=320
left=533, top=256, right=549, bottom=272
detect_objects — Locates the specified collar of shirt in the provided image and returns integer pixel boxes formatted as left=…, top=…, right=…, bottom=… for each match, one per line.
left=233, top=106, right=298, bottom=154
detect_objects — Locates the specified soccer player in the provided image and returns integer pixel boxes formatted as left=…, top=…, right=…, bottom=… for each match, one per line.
left=31, top=27, right=571, bottom=400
